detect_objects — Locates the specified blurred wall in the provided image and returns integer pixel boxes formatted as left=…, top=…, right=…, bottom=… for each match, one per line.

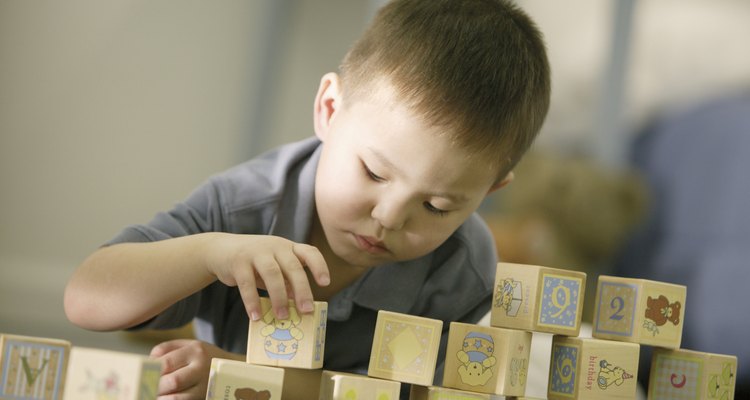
left=0, top=0, right=369, bottom=351
left=522, top=0, right=750, bottom=151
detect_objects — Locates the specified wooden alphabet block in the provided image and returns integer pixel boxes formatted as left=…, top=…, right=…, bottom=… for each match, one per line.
left=367, top=310, right=443, bottom=386
left=62, top=347, right=160, bottom=400
left=280, top=367, right=322, bottom=400
left=442, top=322, right=532, bottom=397
left=490, top=262, right=586, bottom=336
left=319, top=370, right=400, bottom=400
left=592, top=275, right=686, bottom=348
left=547, top=336, right=639, bottom=400
left=247, top=297, right=328, bottom=369
left=205, top=358, right=284, bottom=400
left=0, top=333, right=71, bottom=400
left=648, top=348, right=737, bottom=400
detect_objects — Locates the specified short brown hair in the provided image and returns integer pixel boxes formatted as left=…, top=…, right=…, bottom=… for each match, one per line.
left=341, top=0, right=550, bottom=177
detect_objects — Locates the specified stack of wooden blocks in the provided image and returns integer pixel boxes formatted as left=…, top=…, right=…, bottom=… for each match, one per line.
left=489, top=262, right=738, bottom=399
left=0, top=262, right=739, bottom=399
left=587, top=274, right=738, bottom=399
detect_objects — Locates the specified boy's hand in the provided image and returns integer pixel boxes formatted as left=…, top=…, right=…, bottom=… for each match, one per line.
left=150, top=339, right=242, bottom=400
left=204, top=233, right=330, bottom=321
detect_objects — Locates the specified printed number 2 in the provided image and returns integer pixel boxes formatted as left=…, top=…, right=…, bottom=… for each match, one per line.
left=609, top=296, right=625, bottom=321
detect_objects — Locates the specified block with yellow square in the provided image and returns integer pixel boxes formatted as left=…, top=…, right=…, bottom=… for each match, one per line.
left=367, top=310, right=443, bottom=386
left=592, top=275, right=686, bottom=348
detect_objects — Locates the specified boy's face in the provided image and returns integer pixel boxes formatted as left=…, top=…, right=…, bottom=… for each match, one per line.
left=313, top=73, right=511, bottom=269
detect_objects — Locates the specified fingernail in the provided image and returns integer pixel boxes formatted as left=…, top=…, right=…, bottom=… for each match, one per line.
left=276, top=307, right=289, bottom=320
left=320, top=274, right=330, bottom=286
left=251, top=311, right=261, bottom=321
left=301, top=300, right=314, bottom=313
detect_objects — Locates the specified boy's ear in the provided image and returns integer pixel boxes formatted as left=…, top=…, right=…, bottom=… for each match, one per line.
left=488, top=171, right=514, bottom=194
left=313, top=72, right=342, bottom=142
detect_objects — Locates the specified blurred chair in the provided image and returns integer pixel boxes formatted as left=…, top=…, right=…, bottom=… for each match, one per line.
left=615, top=91, right=750, bottom=397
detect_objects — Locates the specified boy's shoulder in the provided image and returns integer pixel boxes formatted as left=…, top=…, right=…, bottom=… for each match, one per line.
left=208, top=137, right=322, bottom=209
left=449, top=212, right=497, bottom=282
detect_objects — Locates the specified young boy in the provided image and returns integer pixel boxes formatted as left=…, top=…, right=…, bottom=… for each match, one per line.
left=65, top=0, right=550, bottom=398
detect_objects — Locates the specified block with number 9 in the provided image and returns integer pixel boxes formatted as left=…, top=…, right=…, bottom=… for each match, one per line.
left=490, top=263, right=586, bottom=336
left=548, top=336, right=640, bottom=400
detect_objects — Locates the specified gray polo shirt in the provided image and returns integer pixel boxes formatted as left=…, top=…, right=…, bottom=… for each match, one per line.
left=109, top=137, right=497, bottom=381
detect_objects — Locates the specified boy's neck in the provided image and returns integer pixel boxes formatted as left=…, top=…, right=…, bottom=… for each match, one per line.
left=307, top=214, right=371, bottom=301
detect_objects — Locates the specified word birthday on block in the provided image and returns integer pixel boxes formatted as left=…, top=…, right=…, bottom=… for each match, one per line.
left=62, top=346, right=160, bottom=400
left=490, top=262, right=586, bottom=336
left=592, top=275, right=686, bottom=348
left=0, top=333, right=71, bottom=400
left=442, top=322, right=531, bottom=397
left=206, top=358, right=284, bottom=400
left=318, top=370, right=401, bottom=400
left=648, top=348, right=737, bottom=400
left=548, top=336, right=639, bottom=400
left=367, top=310, right=443, bottom=387
left=247, top=297, right=328, bottom=369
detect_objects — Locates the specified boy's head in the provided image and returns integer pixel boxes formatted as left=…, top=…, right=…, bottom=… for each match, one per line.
left=311, top=0, right=550, bottom=269
left=340, top=0, right=550, bottom=178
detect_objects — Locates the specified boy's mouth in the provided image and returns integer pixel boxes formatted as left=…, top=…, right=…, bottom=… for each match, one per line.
left=353, top=234, right=389, bottom=254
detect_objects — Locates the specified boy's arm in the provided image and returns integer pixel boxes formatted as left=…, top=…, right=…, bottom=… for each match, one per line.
left=64, top=232, right=330, bottom=331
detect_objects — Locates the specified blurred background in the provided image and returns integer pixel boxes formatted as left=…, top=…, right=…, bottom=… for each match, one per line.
left=1, top=0, right=749, bottom=396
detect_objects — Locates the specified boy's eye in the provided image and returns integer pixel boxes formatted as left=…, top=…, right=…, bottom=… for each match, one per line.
left=363, top=163, right=385, bottom=182
left=424, top=202, right=448, bottom=216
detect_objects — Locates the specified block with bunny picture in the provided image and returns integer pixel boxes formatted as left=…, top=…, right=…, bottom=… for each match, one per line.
left=246, top=297, right=328, bottom=369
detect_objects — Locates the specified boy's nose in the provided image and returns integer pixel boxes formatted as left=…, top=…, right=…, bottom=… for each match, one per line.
left=371, top=197, right=408, bottom=231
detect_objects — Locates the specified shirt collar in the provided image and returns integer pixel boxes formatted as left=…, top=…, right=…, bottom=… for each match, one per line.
left=327, top=256, right=433, bottom=321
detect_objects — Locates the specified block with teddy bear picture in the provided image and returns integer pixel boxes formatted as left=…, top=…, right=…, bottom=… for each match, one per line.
left=246, top=297, right=328, bottom=369
left=592, top=275, right=686, bottom=348
left=441, top=322, right=532, bottom=397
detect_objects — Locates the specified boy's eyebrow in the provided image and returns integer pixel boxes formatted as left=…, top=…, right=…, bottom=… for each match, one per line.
left=367, top=146, right=469, bottom=203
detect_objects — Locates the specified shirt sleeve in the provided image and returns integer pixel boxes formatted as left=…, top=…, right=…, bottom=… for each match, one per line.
left=107, top=179, right=226, bottom=330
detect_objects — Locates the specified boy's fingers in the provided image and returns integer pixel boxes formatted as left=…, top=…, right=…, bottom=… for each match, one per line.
left=157, top=362, right=199, bottom=396
left=292, top=243, right=330, bottom=287
left=234, top=267, right=262, bottom=321
left=253, top=256, right=289, bottom=320
left=150, top=339, right=189, bottom=358
left=275, top=252, right=315, bottom=314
